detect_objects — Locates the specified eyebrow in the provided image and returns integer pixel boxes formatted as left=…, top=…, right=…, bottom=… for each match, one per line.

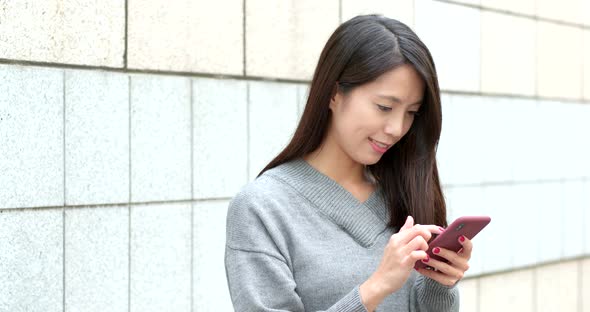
left=376, top=94, right=422, bottom=106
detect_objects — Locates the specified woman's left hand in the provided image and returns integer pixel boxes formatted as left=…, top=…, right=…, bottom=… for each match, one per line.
left=415, top=235, right=472, bottom=286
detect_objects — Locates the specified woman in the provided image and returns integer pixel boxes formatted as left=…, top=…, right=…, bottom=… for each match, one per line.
left=225, top=14, right=471, bottom=311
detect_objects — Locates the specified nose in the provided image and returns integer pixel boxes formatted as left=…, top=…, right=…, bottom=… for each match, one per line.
left=384, top=112, right=406, bottom=138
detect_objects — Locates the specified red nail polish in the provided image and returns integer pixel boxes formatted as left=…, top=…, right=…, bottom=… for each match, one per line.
left=459, top=235, right=465, bottom=242
left=433, top=247, right=440, bottom=254
left=422, top=255, right=430, bottom=262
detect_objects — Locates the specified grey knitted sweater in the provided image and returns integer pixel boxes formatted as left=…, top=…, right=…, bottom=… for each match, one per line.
left=225, top=158, right=460, bottom=311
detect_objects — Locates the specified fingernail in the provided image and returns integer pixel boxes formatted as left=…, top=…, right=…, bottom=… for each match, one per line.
left=433, top=247, right=440, bottom=254
left=439, top=227, right=445, bottom=232
left=422, top=255, right=430, bottom=262
left=459, top=235, right=466, bottom=243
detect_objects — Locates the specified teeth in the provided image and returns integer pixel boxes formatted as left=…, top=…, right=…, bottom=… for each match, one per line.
left=371, top=139, right=388, bottom=148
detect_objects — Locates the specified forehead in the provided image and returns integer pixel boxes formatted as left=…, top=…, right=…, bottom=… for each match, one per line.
left=361, top=64, right=425, bottom=101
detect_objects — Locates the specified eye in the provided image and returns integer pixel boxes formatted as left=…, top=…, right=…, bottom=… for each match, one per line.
left=408, top=111, right=420, bottom=117
left=376, top=104, right=392, bottom=112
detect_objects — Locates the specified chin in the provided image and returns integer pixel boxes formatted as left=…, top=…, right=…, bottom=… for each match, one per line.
left=365, top=158, right=381, bottom=166
left=355, top=154, right=381, bottom=166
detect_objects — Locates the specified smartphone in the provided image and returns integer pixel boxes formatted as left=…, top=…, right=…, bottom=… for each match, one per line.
left=414, top=215, right=491, bottom=270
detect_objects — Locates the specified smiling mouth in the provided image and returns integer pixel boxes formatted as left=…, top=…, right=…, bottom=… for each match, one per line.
left=369, top=138, right=391, bottom=149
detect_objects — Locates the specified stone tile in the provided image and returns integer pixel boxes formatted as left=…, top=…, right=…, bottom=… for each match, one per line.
left=559, top=102, right=590, bottom=179
left=479, top=269, right=535, bottom=312
left=458, top=278, right=478, bottom=312
left=297, top=83, right=310, bottom=119
left=481, top=12, right=535, bottom=96
left=415, top=0, right=480, bottom=92
left=0, top=209, right=63, bottom=312
left=479, top=97, right=514, bottom=183
left=584, top=31, right=590, bottom=101
left=481, top=0, right=535, bottom=15
left=582, top=258, right=590, bottom=312
left=246, top=0, right=340, bottom=80
left=561, top=181, right=585, bottom=258
left=511, top=99, right=541, bottom=182
left=582, top=106, right=590, bottom=177
left=451, top=0, right=480, bottom=5
left=0, top=1, right=124, bottom=67
left=128, top=0, right=242, bottom=74
left=130, top=203, right=191, bottom=312
left=503, top=99, right=536, bottom=182
left=479, top=185, right=514, bottom=273
left=437, top=93, right=454, bottom=187
left=65, top=206, right=128, bottom=312
left=193, top=200, right=233, bottom=311
left=445, top=94, right=486, bottom=185
left=584, top=180, right=590, bottom=255
left=193, top=78, right=248, bottom=198
left=130, top=74, right=191, bottom=202
left=341, top=0, right=414, bottom=28
left=444, top=186, right=487, bottom=229
left=536, top=0, right=585, bottom=25
left=248, top=81, right=299, bottom=180
left=0, top=65, right=63, bottom=209
left=65, top=70, right=129, bottom=205
left=536, top=261, right=579, bottom=312
left=535, top=182, right=563, bottom=263
left=534, top=100, right=568, bottom=180
left=510, top=184, right=541, bottom=268
left=443, top=186, right=486, bottom=276
left=537, top=22, right=583, bottom=100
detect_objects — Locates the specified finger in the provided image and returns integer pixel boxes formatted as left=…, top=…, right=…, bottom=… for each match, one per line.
left=402, top=235, right=429, bottom=254
left=415, top=267, right=460, bottom=287
left=404, top=249, right=428, bottom=267
left=421, top=256, right=466, bottom=281
left=458, top=235, right=473, bottom=258
left=395, top=223, right=445, bottom=247
left=431, top=247, right=469, bottom=271
left=401, top=215, right=414, bottom=231
left=396, top=226, right=433, bottom=245
left=400, top=222, right=444, bottom=236
left=414, top=224, right=445, bottom=236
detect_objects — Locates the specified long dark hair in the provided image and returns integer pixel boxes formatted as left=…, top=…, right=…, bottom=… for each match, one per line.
left=258, top=14, right=447, bottom=229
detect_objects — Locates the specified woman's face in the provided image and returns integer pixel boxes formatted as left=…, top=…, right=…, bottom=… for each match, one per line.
left=329, top=64, right=425, bottom=165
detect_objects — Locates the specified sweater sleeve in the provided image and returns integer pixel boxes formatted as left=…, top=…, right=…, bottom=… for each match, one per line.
left=409, top=273, right=460, bottom=312
left=225, top=246, right=368, bottom=312
left=224, top=188, right=368, bottom=312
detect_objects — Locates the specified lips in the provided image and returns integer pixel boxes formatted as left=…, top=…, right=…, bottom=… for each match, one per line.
left=369, top=138, right=392, bottom=154
left=369, top=138, right=391, bottom=149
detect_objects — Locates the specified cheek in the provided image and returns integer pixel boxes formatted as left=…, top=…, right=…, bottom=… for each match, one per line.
left=340, top=106, right=373, bottom=132
left=336, top=101, right=385, bottom=144
left=332, top=114, right=369, bottom=150
left=353, top=116, right=380, bottom=142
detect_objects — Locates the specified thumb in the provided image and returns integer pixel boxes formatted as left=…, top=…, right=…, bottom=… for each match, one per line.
left=401, top=215, right=414, bottom=231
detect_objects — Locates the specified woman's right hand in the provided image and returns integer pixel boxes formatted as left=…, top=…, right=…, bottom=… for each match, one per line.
left=359, top=216, right=443, bottom=311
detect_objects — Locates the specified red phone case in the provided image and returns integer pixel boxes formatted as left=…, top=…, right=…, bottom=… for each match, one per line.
left=414, top=216, right=491, bottom=270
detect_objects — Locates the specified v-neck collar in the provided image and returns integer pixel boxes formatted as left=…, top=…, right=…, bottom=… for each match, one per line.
left=265, top=157, right=390, bottom=248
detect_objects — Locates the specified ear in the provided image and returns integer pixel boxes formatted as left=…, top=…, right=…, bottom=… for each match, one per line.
left=329, top=83, right=342, bottom=111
